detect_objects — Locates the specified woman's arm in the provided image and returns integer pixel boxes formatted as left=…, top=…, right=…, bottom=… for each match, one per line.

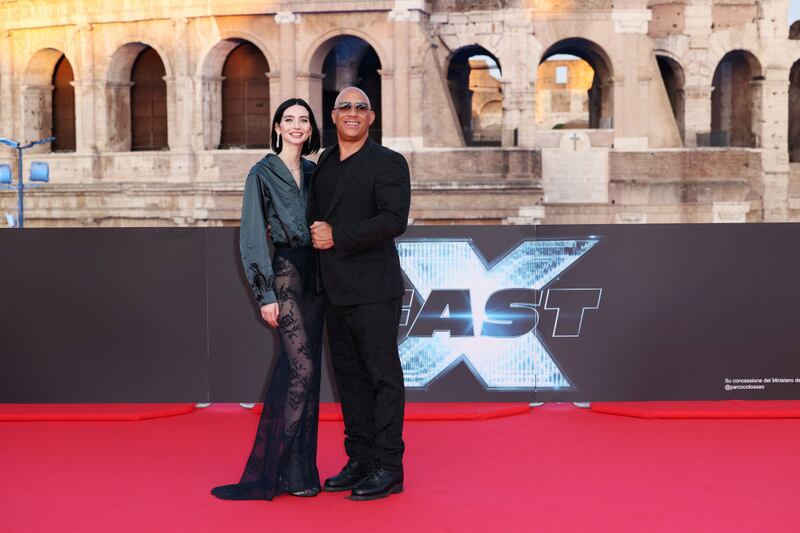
left=239, top=167, right=278, bottom=310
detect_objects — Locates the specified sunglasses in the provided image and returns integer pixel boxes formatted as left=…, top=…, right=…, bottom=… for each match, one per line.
left=335, top=101, right=371, bottom=113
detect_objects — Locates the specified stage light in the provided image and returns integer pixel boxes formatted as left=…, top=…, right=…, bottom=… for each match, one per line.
left=0, top=164, right=11, bottom=184
left=0, top=137, right=19, bottom=148
left=0, top=136, right=54, bottom=228
left=30, top=162, right=49, bottom=182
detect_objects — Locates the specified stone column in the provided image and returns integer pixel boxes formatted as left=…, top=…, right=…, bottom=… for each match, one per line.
left=675, top=87, right=686, bottom=141
left=504, top=85, right=536, bottom=148
left=501, top=15, right=537, bottom=148
left=500, top=79, right=517, bottom=147
left=683, top=85, right=713, bottom=147
left=611, top=8, right=652, bottom=149
left=266, top=72, right=282, bottom=131
left=408, top=66, right=424, bottom=144
left=169, top=17, right=194, bottom=177
left=0, top=30, right=13, bottom=140
left=681, top=0, right=712, bottom=147
left=752, top=2, right=789, bottom=221
left=297, top=72, right=326, bottom=132
left=197, top=75, right=223, bottom=150
left=97, top=80, right=133, bottom=152
left=170, top=17, right=193, bottom=152
left=750, top=78, right=764, bottom=147
left=274, top=12, right=300, bottom=103
left=21, top=84, right=53, bottom=152
left=384, top=5, right=415, bottom=151
left=759, top=76, right=791, bottom=221
left=378, top=69, right=395, bottom=142
left=74, top=23, right=97, bottom=154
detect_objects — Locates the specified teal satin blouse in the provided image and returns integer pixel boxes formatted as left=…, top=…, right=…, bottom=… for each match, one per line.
left=239, top=153, right=315, bottom=306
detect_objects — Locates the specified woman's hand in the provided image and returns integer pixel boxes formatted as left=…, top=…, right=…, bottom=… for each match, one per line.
left=260, top=303, right=279, bottom=328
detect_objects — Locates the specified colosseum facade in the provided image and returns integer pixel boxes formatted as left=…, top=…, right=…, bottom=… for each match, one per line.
left=1, top=0, right=800, bottom=226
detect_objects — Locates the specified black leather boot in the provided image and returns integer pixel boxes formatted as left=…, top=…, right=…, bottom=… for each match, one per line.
left=349, top=467, right=403, bottom=501
left=323, top=460, right=371, bottom=492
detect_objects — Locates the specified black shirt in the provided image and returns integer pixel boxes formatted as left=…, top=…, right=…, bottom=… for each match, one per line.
left=314, top=147, right=346, bottom=216
left=314, top=144, right=367, bottom=216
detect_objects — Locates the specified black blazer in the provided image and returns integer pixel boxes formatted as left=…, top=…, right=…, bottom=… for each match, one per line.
left=308, top=138, right=411, bottom=306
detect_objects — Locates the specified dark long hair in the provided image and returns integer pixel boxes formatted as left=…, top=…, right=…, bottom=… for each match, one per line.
left=270, top=98, right=321, bottom=155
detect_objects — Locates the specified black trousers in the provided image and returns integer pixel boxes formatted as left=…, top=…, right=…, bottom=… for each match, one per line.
left=325, top=296, right=405, bottom=471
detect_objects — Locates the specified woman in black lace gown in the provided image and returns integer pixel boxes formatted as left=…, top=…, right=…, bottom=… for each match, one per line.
left=212, top=98, right=324, bottom=500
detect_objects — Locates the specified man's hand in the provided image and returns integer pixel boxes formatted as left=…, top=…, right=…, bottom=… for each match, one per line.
left=310, top=221, right=334, bottom=250
left=260, top=303, right=279, bottom=328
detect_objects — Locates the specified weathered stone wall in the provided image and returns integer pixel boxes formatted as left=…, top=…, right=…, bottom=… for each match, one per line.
left=648, top=0, right=687, bottom=37
left=1, top=0, right=800, bottom=228
left=712, top=0, right=759, bottom=29
left=431, top=0, right=521, bottom=11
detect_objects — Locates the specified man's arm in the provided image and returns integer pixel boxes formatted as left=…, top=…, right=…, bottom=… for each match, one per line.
left=331, top=153, right=411, bottom=257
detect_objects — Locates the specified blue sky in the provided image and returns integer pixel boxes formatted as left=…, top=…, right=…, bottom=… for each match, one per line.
left=791, top=0, right=800, bottom=24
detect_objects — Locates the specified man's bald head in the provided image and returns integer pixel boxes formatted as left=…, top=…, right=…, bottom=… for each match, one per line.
left=331, top=86, right=375, bottom=146
left=334, top=87, right=371, bottom=109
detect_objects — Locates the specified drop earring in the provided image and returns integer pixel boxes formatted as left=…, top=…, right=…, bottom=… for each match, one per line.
left=276, top=134, right=281, bottom=151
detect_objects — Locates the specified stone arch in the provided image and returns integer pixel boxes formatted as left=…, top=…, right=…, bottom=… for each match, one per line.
left=306, top=33, right=384, bottom=146
left=105, top=40, right=173, bottom=83
left=52, top=55, right=76, bottom=152
left=305, top=28, right=389, bottom=76
left=198, top=37, right=271, bottom=149
left=197, top=32, right=276, bottom=79
left=654, top=36, right=692, bottom=74
left=22, top=48, right=75, bottom=150
left=446, top=45, right=503, bottom=146
left=538, top=38, right=614, bottom=129
left=24, top=48, right=70, bottom=86
left=102, top=42, right=170, bottom=151
left=130, top=47, right=168, bottom=151
left=435, top=30, right=507, bottom=67
left=789, top=59, right=800, bottom=162
left=789, top=20, right=800, bottom=40
left=656, top=53, right=686, bottom=143
left=710, top=49, right=763, bottom=147
left=476, top=99, right=502, bottom=131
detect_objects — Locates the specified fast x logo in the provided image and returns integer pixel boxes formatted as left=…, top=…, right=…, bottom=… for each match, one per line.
left=397, top=239, right=601, bottom=390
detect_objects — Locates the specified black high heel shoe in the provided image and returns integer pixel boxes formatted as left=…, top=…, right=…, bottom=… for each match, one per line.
left=290, top=487, right=320, bottom=497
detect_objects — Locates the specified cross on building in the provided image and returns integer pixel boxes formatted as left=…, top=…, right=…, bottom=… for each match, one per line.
left=570, top=133, right=581, bottom=151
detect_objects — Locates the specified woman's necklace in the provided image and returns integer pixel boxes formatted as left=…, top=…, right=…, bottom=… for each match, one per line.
left=284, top=159, right=301, bottom=172
left=282, top=160, right=302, bottom=187
left=286, top=162, right=302, bottom=187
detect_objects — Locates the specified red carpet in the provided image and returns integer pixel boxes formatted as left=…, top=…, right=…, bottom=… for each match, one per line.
left=0, top=403, right=195, bottom=421
left=0, top=402, right=529, bottom=422
left=3, top=403, right=800, bottom=532
left=591, top=400, right=800, bottom=419
left=254, top=402, right=531, bottom=421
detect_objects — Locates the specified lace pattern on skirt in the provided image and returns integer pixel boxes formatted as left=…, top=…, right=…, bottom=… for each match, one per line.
left=212, top=246, right=323, bottom=500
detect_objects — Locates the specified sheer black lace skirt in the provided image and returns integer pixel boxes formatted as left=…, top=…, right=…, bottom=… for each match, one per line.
left=212, top=245, right=324, bottom=500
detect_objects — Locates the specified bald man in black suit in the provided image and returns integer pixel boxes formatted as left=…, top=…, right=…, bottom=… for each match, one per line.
left=309, top=87, right=410, bottom=501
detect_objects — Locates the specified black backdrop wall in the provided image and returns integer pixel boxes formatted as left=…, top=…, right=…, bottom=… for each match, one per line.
left=1, top=224, right=799, bottom=403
